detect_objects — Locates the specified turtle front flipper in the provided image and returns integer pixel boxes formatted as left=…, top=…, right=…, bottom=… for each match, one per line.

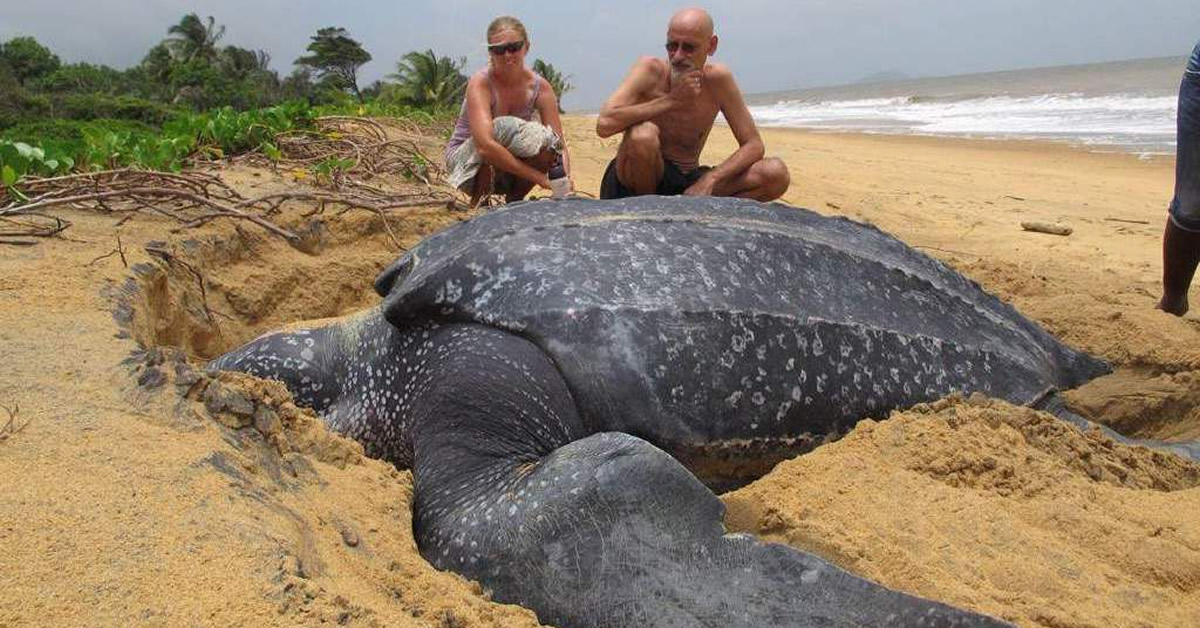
left=407, top=325, right=1012, bottom=628
left=207, top=308, right=415, bottom=461
left=207, top=324, right=343, bottom=413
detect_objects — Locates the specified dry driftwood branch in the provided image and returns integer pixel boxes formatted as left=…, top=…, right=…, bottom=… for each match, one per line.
left=0, top=404, right=30, bottom=441
left=0, top=213, right=72, bottom=240
left=1021, top=221, right=1073, bottom=236
left=4, top=187, right=300, bottom=242
left=248, top=116, right=447, bottom=186
left=316, top=115, right=389, bottom=143
left=19, top=169, right=241, bottom=204
left=913, top=244, right=977, bottom=257
left=1104, top=217, right=1151, bottom=225
left=0, top=120, right=457, bottom=247
left=86, top=235, right=128, bottom=268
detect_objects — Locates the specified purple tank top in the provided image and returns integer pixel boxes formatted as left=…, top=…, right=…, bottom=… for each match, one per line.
left=445, top=69, right=543, bottom=159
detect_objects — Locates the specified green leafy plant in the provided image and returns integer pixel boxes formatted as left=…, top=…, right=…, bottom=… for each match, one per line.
left=387, top=49, right=467, bottom=110
left=0, top=139, right=74, bottom=201
left=310, top=155, right=355, bottom=186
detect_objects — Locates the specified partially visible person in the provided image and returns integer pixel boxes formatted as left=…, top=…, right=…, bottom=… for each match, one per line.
left=1160, top=39, right=1200, bottom=316
left=445, top=16, right=571, bottom=207
left=595, top=7, right=789, bottom=201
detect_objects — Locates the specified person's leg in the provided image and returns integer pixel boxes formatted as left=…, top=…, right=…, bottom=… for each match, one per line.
left=709, top=157, right=791, bottom=201
left=1160, top=220, right=1200, bottom=315
left=1160, top=45, right=1200, bottom=316
left=469, top=165, right=494, bottom=208
left=615, top=121, right=666, bottom=195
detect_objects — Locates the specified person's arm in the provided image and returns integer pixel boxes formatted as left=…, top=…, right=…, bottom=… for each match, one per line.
left=596, top=57, right=696, bottom=138
left=535, top=76, right=571, bottom=177
left=685, top=65, right=765, bottom=196
left=467, top=73, right=551, bottom=189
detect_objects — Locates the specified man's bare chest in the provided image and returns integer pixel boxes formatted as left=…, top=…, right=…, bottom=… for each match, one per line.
left=651, top=97, right=718, bottom=149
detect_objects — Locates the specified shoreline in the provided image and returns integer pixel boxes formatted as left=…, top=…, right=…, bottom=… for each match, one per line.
left=564, top=111, right=1177, bottom=160
left=754, top=123, right=1176, bottom=160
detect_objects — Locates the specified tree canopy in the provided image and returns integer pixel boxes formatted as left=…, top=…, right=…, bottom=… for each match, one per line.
left=387, top=49, right=466, bottom=109
left=166, top=14, right=225, bottom=65
left=0, top=14, right=573, bottom=132
left=295, top=27, right=372, bottom=103
left=532, top=59, right=573, bottom=112
left=0, top=37, right=61, bottom=86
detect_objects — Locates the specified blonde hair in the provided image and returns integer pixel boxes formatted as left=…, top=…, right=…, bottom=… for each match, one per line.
left=487, top=16, right=529, bottom=43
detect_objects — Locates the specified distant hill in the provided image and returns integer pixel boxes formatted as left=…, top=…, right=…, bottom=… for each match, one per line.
left=854, top=71, right=912, bottom=84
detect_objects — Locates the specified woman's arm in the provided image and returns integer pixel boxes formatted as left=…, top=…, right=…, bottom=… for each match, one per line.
left=536, top=76, right=570, bottom=176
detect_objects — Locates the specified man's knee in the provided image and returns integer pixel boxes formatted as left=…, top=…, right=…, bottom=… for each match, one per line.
left=759, top=157, right=791, bottom=198
left=624, top=122, right=661, bottom=156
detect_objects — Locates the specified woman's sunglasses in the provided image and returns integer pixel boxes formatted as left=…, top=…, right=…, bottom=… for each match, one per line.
left=488, top=41, right=525, bottom=56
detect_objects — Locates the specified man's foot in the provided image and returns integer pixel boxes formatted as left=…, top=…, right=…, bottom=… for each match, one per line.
left=1157, top=295, right=1190, bottom=316
left=1159, top=220, right=1200, bottom=316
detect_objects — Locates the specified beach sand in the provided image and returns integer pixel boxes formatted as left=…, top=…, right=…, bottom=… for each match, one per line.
left=1, top=115, right=1197, bottom=627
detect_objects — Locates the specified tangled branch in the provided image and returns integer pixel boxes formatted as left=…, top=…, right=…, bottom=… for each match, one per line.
left=238, top=116, right=448, bottom=188
left=0, top=117, right=463, bottom=246
left=1, top=404, right=30, bottom=442
left=1, top=168, right=458, bottom=250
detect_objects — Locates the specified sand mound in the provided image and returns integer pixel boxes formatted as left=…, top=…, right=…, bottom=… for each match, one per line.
left=724, top=396, right=1200, bottom=627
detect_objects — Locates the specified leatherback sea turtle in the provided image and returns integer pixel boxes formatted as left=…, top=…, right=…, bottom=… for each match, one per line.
left=212, top=196, right=1148, bottom=627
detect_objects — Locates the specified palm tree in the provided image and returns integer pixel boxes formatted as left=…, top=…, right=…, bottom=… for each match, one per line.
left=389, top=49, right=467, bottom=109
left=166, top=14, right=225, bottom=64
left=220, top=46, right=270, bottom=81
left=140, top=42, right=174, bottom=85
left=532, top=59, right=573, bottom=112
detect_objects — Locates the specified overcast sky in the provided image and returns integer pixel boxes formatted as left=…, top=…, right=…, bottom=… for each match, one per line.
left=3, top=1, right=1198, bottom=109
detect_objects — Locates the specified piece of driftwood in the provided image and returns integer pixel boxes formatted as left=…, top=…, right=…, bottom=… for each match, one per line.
left=1020, top=221, right=1073, bottom=236
left=1104, top=217, right=1151, bottom=225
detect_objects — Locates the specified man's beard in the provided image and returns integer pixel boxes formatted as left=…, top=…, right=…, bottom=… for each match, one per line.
left=670, top=62, right=693, bottom=83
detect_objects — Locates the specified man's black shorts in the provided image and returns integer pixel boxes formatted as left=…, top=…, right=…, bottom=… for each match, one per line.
left=599, top=158, right=711, bottom=199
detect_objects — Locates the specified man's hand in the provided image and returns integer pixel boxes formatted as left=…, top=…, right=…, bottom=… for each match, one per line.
left=668, top=70, right=703, bottom=106
left=683, top=174, right=716, bottom=196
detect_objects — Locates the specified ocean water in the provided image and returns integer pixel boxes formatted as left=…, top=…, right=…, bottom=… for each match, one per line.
left=745, top=56, right=1188, bottom=155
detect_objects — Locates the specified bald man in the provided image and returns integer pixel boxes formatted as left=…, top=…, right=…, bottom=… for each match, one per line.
left=596, top=7, right=790, bottom=201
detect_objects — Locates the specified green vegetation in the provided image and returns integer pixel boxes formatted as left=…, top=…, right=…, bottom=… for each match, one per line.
left=295, top=27, right=372, bottom=103
left=0, top=12, right=571, bottom=190
left=0, top=37, right=61, bottom=86
left=166, top=14, right=226, bottom=65
left=387, top=50, right=467, bottom=110
left=0, top=102, right=315, bottom=194
left=532, top=59, right=573, bottom=113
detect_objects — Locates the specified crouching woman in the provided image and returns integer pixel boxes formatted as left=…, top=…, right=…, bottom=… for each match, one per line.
left=444, top=16, right=572, bottom=206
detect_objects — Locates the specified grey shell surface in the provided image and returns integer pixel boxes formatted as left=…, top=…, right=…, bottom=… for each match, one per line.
left=375, top=196, right=1109, bottom=448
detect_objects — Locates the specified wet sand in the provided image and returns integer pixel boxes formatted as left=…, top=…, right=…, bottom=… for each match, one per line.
left=0, top=116, right=1197, bottom=627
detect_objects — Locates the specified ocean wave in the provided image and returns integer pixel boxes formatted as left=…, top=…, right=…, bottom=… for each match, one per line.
left=749, top=92, right=1178, bottom=153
